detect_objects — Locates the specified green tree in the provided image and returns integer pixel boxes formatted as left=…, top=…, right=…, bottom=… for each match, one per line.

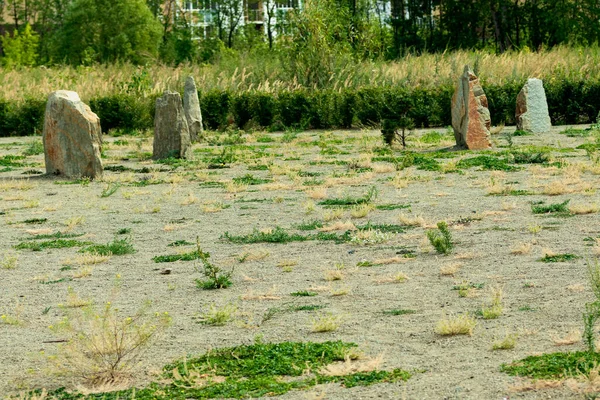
left=1, top=23, right=39, bottom=67
left=56, top=0, right=162, bottom=64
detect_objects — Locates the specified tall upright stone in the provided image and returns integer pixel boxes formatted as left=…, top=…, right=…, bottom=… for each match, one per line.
left=451, top=65, right=492, bottom=150
left=153, top=91, right=191, bottom=160
left=516, top=78, right=551, bottom=133
left=183, top=76, right=203, bottom=143
left=43, top=90, right=103, bottom=179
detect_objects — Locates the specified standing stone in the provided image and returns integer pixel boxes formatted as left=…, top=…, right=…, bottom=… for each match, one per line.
left=451, top=65, right=492, bottom=150
left=516, top=78, right=551, bottom=133
left=43, top=90, right=103, bottom=179
left=153, top=91, right=191, bottom=160
left=183, top=76, right=203, bottom=143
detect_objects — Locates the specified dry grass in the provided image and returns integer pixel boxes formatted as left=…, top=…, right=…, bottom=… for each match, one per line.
left=569, top=203, right=599, bottom=215
left=306, top=187, right=327, bottom=199
left=398, top=213, right=425, bottom=227
left=440, top=262, right=462, bottom=276
left=511, top=242, right=533, bottom=255
left=509, top=379, right=563, bottom=392
left=322, top=209, right=344, bottom=222
left=237, top=248, right=270, bottom=263
left=373, top=256, right=409, bottom=265
left=63, top=253, right=111, bottom=267
left=541, top=180, right=571, bottom=195
left=311, top=313, right=342, bottom=333
left=319, top=220, right=356, bottom=232
left=375, top=272, right=409, bottom=284
left=435, top=314, right=476, bottom=336
left=324, top=270, right=344, bottom=281
left=350, top=203, right=375, bottom=219
left=319, top=354, right=383, bottom=376
left=551, top=330, right=581, bottom=346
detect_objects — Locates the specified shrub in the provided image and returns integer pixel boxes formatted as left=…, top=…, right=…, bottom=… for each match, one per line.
left=277, top=90, right=310, bottom=128
left=201, top=89, right=231, bottom=130
left=89, top=94, right=153, bottom=133
left=47, top=301, right=171, bottom=387
left=426, top=221, right=453, bottom=255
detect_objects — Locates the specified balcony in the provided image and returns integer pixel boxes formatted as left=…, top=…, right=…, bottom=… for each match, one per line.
left=246, top=9, right=264, bottom=23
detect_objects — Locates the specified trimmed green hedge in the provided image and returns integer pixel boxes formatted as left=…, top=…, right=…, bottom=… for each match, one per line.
left=1, top=79, right=599, bottom=137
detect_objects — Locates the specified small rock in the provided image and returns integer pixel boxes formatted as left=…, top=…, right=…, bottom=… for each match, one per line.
left=451, top=65, right=492, bottom=150
left=160, top=268, right=172, bottom=275
left=516, top=78, right=551, bottom=133
left=43, top=90, right=103, bottom=179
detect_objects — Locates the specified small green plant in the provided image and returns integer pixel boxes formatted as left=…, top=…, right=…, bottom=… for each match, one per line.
left=80, top=237, right=135, bottom=256
left=194, top=240, right=233, bottom=290
left=198, top=304, right=237, bottom=326
left=492, top=333, right=518, bottom=350
left=531, top=200, right=570, bottom=214
left=426, top=221, right=453, bottom=255
left=383, top=309, right=416, bottom=316
left=100, top=182, right=120, bottom=198
left=584, top=259, right=600, bottom=352
left=22, top=139, right=44, bottom=156
left=540, top=253, right=579, bottom=262
left=291, top=290, right=318, bottom=297
left=15, top=239, right=92, bottom=251
left=480, top=286, right=503, bottom=320
left=1, top=251, right=18, bottom=269
left=318, top=186, right=378, bottom=207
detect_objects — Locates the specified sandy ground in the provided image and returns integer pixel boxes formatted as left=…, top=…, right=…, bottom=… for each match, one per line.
left=1, top=126, right=599, bottom=399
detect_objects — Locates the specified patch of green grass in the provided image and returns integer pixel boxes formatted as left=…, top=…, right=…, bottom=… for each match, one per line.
left=356, top=222, right=407, bottom=233
left=232, top=174, right=272, bottom=185
left=456, top=155, right=519, bottom=171
left=560, top=127, right=590, bottom=137
left=247, top=164, right=269, bottom=171
left=22, top=218, right=47, bottom=224
left=512, top=130, right=532, bottom=136
left=199, top=181, right=226, bottom=188
left=20, top=232, right=84, bottom=241
left=295, top=220, right=324, bottom=230
left=100, top=183, right=120, bottom=198
left=509, top=151, right=549, bottom=164
left=80, top=238, right=135, bottom=256
left=167, top=240, right=194, bottom=247
left=383, top=309, right=416, bottom=316
left=22, top=140, right=44, bottom=156
left=376, top=204, right=411, bottom=211
left=116, top=228, right=131, bottom=235
left=15, top=239, right=92, bottom=251
left=291, top=291, right=318, bottom=297
left=531, top=200, right=570, bottom=214
left=540, top=253, right=579, bottom=262
left=0, top=155, right=25, bottom=167
left=290, top=305, right=325, bottom=311
left=153, top=250, right=203, bottom=263
left=420, top=131, right=446, bottom=144
left=222, top=227, right=351, bottom=244
left=318, top=186, right=377, bottom=206
left=501, top=351, right=600, bottom=379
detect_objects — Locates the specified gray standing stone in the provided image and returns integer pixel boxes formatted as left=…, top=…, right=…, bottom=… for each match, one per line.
left=153, top=91, right=191, bottom=160
left=451, top=65, right=492, bottom=150
left=516, top=78, right=551, bottom=133
left=183, top=76, right=203, bottom=142
left=43, top=90, right=103, bottom=179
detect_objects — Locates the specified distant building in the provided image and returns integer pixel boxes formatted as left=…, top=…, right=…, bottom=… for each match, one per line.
left=177, top=1, right=302, bottom=39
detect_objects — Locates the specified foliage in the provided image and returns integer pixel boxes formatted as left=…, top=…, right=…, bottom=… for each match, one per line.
left=194, top=241, right=233, bottom=290
left=501, top=351, right=600, bottom=379
left=426, top=221, right=454, bottom=255
left=1, top=24, right=39, bottom=67
left=531, top=200, right=570, bottom=214
left=80, top=237, right=135, bottom=256
left=55, top=0, right=162, bottom=65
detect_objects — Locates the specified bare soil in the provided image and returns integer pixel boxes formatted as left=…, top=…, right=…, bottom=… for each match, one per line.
left=1, top=126, right=598, bottom=399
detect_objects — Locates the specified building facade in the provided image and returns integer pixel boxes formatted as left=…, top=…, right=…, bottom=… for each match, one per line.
left=178, top=0, right=302, bottom=39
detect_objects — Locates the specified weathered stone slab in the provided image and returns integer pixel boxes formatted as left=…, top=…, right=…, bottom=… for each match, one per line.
left=153, top=91, right=191, bottom=160
left=516, top=78, right=551, bottom=133
left=43, top=90, right=103, bottom=179
left=183, top=76, right=203, bottom=143
left=451, top=65, right=492, bottom=150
